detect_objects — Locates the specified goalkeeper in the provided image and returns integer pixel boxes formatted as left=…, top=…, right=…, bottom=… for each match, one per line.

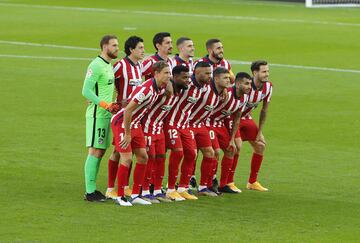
left=82, top=35, right=120, bottom=202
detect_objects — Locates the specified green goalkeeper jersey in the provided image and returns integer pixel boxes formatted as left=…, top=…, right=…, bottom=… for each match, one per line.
left=82, top=56, right=115, bottom=118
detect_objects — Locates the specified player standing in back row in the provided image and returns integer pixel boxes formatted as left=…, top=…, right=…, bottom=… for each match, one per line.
left=106, top=36, right=145, bottom=200
left=173, top=37, right=195, bottom=75
left=82, top=35, right=119, bottom=202
left=142, top=32, right=175, bottom=79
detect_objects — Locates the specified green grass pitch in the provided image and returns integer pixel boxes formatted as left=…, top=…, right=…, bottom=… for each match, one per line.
left=0, top=0, right=359, bottom=242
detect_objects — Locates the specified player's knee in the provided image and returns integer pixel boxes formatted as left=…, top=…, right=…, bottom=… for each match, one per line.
left=255, top=141, right=266, bottom=153
left=137, top=152, right=148, bottom=164
left=224, top=149, right=234, bottom=158
left=202, top=147, right=215, bottom=158
left=90, top=148, right=106, bottom=158
left=110, top=150, right=120, bottom=161
left=214, top=149, right=220, bottom=160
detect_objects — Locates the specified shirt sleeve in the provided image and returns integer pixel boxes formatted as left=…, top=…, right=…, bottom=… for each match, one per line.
left=133, top=87, right=152, bottom=105
left=113, top=61, right=123, bottom=96
left=141, top=59, right=153, bottom=77
left=264, top=82, right=273, bottom=103
left=82, top=63, right=101, bottom=105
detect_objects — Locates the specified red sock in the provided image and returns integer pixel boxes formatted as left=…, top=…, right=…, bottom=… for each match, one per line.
left=228, top=153, right=239, bottom=184
left=142, top=157, right=154, bottom=191
left=154, top=157, right=165, bottom=190
left=132, top=163, right=147, bottom=195
left=168, top=150, right=183, bottom=189
left=108, top=159, right=119, bottom=188
left=126, top=162, right=132, bottom=187
left=200, top=157, right=214, bottom=186
left=249, top=153, right=263, bottom=183
left=220, top=156, right=233, bottom=188
left=179, top=149, right=196, bottom=188
left=207, top=158, right=217, bottom=187
left=191, top=156, right=197, bottom=176
left=117, top=164, right=129, bottom=197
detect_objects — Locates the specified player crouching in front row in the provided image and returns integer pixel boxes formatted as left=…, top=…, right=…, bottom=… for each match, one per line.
left=111, top=61, right=171, bottom=206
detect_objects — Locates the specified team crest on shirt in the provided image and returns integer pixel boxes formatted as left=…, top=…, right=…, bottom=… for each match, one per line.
left=171, top=139, right=176, bottom=145
left=161, top=105, right=172, bottom=111
left=136, top=92, right=146, bottom=103
left=204, top=105, right=214, bottom=111
left=187, top=96, right=198, bottom=104
left=86, top=69, right=93, bottom=78
left=98, top=138, right=104, bottom=144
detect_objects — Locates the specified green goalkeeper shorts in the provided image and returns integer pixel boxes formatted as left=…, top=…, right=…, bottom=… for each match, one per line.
left=86, top=117, right=111, bottom=149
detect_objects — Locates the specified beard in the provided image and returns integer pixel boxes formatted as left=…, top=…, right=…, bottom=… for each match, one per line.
left=107, top=51, right=118, bottom=59
left=213, top=53, right=223, bottom=61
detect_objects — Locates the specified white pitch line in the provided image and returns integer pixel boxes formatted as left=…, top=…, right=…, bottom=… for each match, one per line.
left=0, top=40, right=98, bottom=51
left=0, top=54, right=92, bottom=61
left=1, top=40, right=360, bottom=74
left=0, top=2, right=359, bottom=27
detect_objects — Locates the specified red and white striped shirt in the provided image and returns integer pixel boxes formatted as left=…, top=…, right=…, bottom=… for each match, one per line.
left=242, top=80, right=273, bottom=120
left=189, top=80, right=222, bottom=128
left=113, top=57, right=142, bottom=104
left=194, top=55, right=231, bottom=73
left=206, top=86, right=248, bottom=127
left=167, top=76, right=205, bottom=129
left=141, top=53, right=175, bottom=80
left=143, top=83, right=181, bottom=135
left=172, top=54, right=194, bottom=75
left=112, top=79, right=161, bottom=129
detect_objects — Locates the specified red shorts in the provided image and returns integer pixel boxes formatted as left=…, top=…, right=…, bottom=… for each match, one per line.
left=224, top=117, right=241, bottom=139
left=111, top=119, right=146, bottom=153
left=207, top=126, right=231, bottom=150
left=164, top=125, right=196, bottom=151
left=144, top=131, right=166, bottom=156
left=191, top=126, right=212, bottom=148
left=239, top=119, right=258, bottom=141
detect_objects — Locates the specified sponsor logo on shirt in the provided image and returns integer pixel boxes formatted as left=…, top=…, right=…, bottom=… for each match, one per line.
left=161, top=105, right=173, bottom=111
left=204, top=105, right=214, bottom=111
left=187, top=96, right=198, bottom=104
left=221, top=110, right=232, bottom=116
left=129, top=79, right=142, bottom=86
left=246, top=102, right=258, bottom=108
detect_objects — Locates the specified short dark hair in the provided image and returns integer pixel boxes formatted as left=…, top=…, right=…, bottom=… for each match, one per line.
left=124, top=36, right=143, bottom=56
left=176, top=37, right=191, bottom=47
left=235, top=72, right=252, bottom=82
left=206, top=38, right=221, bottom=49
left=100, top=35, right=117, bottom=50
left=152, top=61, right=169, bottom=73
left=172, top=65, right=189, bottom=76
left=194, top=61, right=211, bottom=70
left=251, top=60, right=268, bottom=73
left=153, top=32, right=171, bottom=50
left=213, top=67, right=229, bottom=77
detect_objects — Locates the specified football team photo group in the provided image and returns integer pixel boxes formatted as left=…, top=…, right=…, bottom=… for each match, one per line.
left=82, top=33, right=273, bottom=206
